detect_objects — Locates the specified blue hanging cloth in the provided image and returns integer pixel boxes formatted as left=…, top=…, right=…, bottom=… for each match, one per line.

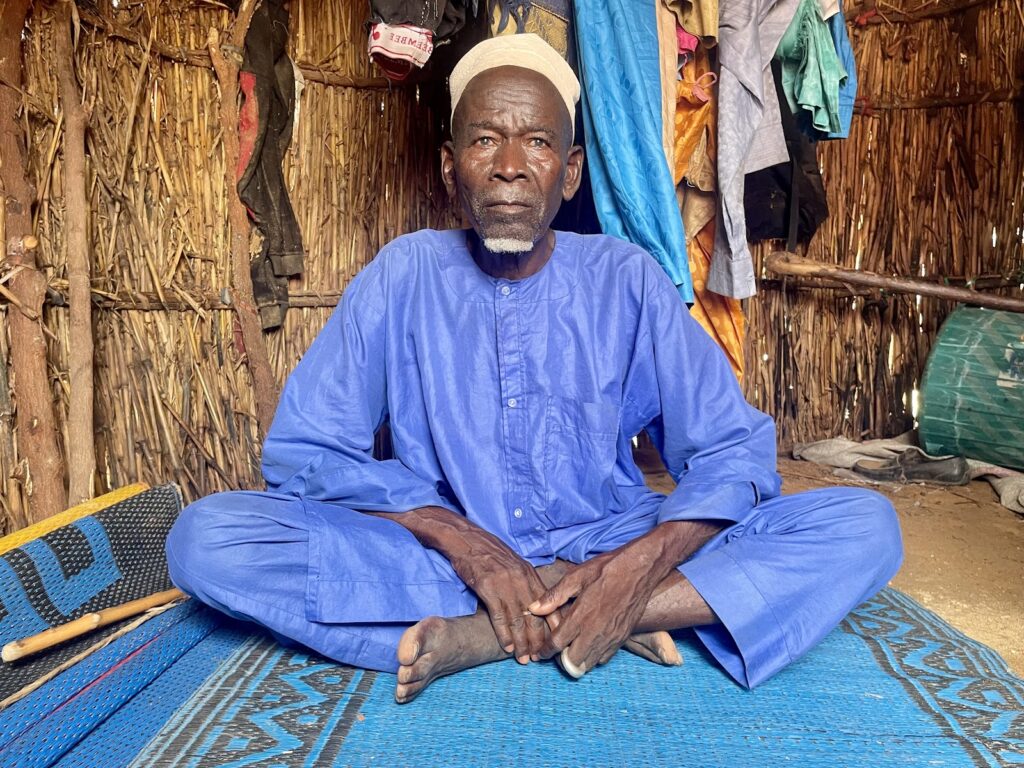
left=573, top=0, right=694, bottom=302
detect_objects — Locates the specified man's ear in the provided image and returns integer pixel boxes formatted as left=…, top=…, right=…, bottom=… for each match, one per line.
left=441, top=141, right=457, bottom=199
left=562, top=144, right=585, bottom=201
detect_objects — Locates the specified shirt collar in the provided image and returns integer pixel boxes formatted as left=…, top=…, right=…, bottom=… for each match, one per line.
left=436, top=229, right=581, bottom=303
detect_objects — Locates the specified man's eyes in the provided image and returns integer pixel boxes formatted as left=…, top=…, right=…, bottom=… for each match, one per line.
left=471, top=136, right=550, bottom=148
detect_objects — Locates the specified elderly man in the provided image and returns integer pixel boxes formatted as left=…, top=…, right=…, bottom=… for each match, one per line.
left=167, top=34, right=902, bottom=704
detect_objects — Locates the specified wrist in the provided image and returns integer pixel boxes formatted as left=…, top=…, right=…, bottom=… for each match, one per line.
left=630, top=520, right=724, bottom=579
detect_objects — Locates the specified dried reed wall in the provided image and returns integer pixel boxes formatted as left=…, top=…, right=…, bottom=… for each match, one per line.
left=746, top=0, right=1024, bottom=447
left=5, top=0, right=456, bottom=524
left=1, top=0, right=1021, bottom=529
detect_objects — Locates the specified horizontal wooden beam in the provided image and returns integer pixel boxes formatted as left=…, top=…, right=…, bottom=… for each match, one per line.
left=845, top=0, right=993, bottom=25
left=78, top=8, right=392, bottom=90
left=855, top=88, right=1023, bottom=112
left=25, top=288, right=344, bottom=311
left=765, top=252, right=1024, bottom=312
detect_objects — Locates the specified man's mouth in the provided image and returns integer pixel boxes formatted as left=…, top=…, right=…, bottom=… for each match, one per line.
left=485, top=201, right=531, bottom=213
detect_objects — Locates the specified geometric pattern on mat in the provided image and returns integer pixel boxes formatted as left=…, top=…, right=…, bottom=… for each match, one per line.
left=0, top=484, right=182, bottom=700
left=127, top=635, right=375, bottom=768
left=847, top=590, right=1024, bottom=767
left=116, top=589, right=1024, bottom=768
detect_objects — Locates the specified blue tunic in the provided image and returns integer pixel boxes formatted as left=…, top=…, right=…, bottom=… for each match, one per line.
left=167, top=229, right=902, bottom=687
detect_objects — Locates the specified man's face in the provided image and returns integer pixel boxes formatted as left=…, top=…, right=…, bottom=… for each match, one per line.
left=441, top=66, right=583, bottom=252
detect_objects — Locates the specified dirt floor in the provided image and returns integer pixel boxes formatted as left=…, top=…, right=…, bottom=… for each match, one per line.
left=640, top=453, right=1024, bottom=676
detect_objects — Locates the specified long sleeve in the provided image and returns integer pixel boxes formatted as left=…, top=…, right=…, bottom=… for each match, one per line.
left=626, top=275, right=781, bottom=525
left=261, top=255, right=456, bottom=513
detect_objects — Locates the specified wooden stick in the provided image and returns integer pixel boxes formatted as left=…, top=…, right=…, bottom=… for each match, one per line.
left=1, top=587, right=186, bottom=663
left=0, top=0, right=66, bottom=523
left=855, top=88, right=1023, bottom=113
left=55, top=0, right=96, bottom=505
left=765, top=252, right=1024, bottom=313
left=75, top=8, right=392, bottom=90
left=208, top=0, right=281, bottom=439
left=0, top=597, right=183, bottom=711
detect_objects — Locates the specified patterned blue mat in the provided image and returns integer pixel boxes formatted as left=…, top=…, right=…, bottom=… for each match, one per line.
left=2, top=588, right=1019, bottom=767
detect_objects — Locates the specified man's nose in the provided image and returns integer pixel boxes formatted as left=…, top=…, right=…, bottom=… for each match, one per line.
left=491, top=139, right=528, bottom=181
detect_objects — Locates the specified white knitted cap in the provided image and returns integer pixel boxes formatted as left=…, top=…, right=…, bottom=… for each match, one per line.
left=449, top=33, right=580, bottom=132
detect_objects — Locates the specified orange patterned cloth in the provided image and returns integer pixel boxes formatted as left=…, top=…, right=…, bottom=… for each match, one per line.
left=671, top=42, right=746, bottom=380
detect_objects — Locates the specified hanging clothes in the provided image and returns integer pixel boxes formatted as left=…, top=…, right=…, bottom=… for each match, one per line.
left=709, top=0, right=801, bottom=299
left=237, top=0, right=305, bottom=330
left=575, top=0, right=694, bottom=302
left=671, top=45, right=746, bottom=380
left=775, top=0, right=848, bottom=136
left=827, top=0, right=857, bottom=139
left=489, top=0, right=573, bottom=58
left=744, top=60, right=830, bottom=246
left=657, top=0, right=679, bottom=165
left=367, top=0, right=469, bottom=81
left=663, top=0, right=718, bottom=45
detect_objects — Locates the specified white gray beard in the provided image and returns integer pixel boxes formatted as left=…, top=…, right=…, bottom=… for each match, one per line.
left=482, top=237, right=535, bottom=255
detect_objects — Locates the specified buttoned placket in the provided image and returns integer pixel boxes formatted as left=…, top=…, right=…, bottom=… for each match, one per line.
left=494, top=280, right=540, bottom=548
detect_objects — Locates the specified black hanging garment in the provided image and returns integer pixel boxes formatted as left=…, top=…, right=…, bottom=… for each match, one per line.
left=744, top=60, right=829, bottom=250
left=237, top=0, right=305, bottom=330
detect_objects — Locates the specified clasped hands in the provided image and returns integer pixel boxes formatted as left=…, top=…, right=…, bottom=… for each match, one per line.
left=449, top=529, right=667, bottom=679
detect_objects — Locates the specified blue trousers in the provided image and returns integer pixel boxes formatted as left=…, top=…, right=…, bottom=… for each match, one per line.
left=166, top=488, right=902, bottom=688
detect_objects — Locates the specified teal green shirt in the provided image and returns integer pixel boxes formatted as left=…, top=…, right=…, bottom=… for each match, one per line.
left=776, top=0, right=848, bottom=135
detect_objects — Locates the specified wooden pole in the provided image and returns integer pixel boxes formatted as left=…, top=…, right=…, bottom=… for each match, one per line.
left=54, top=0, right=96, bottom=505
left=765, top=252, right=1024, bottom=313
left=0, top=0, right=67, bottom=523
left=208, top=0, right=279, bottom=439
left=1, top=587, right=186, bottom=662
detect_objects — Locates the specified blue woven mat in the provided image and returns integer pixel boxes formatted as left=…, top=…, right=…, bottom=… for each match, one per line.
left=3, top=588, right=1017, bottom=768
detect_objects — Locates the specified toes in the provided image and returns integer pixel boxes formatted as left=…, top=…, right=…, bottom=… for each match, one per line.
left=398, top=617, right=444, bottom=666
left=624, top=630, right=682, bottom=666
left=395, top=679, right=426, bottom=704
left=397, top=653, right=435, bottom=684
left=646, top=630, right=682, bottom=666
left=397, top=628, right=423, bottom=667
left=623, top=637, right=662, bottom=665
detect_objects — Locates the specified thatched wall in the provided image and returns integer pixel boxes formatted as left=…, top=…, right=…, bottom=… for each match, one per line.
left=0, top=0, right=1021, bottom=529
left=746, top=0, right=1024, bottom=446
left=3, top=0, right=457, bottom=526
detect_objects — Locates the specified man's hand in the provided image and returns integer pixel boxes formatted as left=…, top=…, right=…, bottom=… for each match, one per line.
left=527, top=547, right=658, bottom=675
left=446, top=529, right=558, bottom=663
left=374, top=506, right=556, bottom=664
left=528, top=520, right=724, bottom=676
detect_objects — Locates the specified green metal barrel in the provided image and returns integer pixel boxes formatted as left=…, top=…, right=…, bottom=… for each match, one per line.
left=919, top=307, right=1024, bottom=470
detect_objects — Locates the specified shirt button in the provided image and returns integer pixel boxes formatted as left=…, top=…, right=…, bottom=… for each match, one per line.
left=513, top=507, right=523, bottom=518
left=500, top=285, right=511, bottom=296
left=507, top=398, right=517, bottom=408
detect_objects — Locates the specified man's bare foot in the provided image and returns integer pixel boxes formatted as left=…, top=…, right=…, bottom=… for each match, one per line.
left=396, top=561, right=683, bottom=701
left=395, top=611, right=509, bottom=703
left=623, top=630, right=683, bottom=666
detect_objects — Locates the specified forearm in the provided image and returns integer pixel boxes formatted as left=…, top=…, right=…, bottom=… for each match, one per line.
left=368, top=506, right=499, bottom=565
left=621, top=519, right=725, bottom=587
